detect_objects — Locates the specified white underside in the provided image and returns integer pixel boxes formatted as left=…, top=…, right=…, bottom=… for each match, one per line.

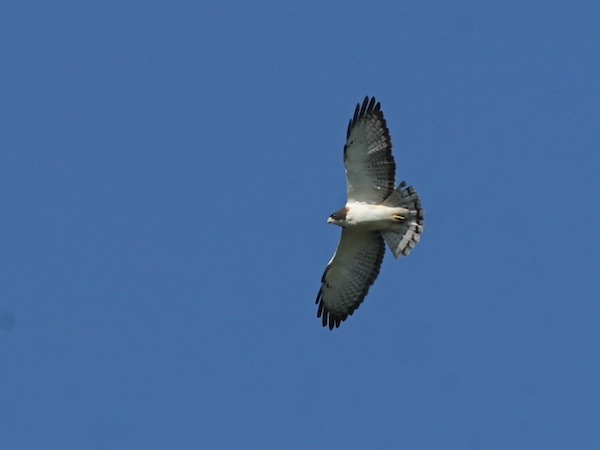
left=343, top=203, right=410, bottom=231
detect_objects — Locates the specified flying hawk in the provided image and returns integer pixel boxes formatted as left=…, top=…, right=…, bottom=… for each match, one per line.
left=316, top=96, right=424, bottom=329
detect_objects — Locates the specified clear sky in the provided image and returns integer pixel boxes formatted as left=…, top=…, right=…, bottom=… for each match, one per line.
left=1, top=1, right=597, bottom=449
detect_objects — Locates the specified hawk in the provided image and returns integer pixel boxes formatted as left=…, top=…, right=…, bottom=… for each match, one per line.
left=316, top=96, right=424, bottom=329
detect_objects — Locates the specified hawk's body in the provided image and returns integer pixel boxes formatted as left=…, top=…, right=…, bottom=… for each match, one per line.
left=316, top=97, right=424, bottom=329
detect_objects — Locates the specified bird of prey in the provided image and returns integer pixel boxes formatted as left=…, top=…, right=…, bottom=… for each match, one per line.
left=316, top=96, right=424, bottom=329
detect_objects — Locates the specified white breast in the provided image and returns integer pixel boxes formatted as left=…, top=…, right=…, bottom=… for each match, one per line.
left=345, top=203, right=408, bottom=230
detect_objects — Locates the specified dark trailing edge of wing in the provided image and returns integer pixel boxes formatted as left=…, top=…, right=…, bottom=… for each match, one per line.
left=346, top=96, right=381, bottom=139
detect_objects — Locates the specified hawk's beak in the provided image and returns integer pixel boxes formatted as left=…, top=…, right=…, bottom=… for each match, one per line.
left=327, top=217, right=333, bottom=224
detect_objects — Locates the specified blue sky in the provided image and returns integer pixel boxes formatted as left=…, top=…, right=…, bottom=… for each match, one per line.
left=1, top=1, right=597, bottom=449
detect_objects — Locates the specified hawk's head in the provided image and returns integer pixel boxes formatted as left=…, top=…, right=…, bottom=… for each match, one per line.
left=327, top=207, right=348, bottom=227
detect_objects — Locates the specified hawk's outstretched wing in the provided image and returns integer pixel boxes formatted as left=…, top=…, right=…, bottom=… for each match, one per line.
left=316, top=229, right=385, bottom=329
left=344, top=96, right=396, bottom=204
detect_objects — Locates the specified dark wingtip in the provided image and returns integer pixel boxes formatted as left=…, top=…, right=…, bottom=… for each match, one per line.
left=352, top=102, right=360, bottom=126
left=347, top=96, right=382, bottom=139
left=327, top=315, right=341, bottom=330
left=367, top=96, right=376, bottom=112
left=316, top=295, right=346, bottom=330
left=359, top=96, right=369, bottom=117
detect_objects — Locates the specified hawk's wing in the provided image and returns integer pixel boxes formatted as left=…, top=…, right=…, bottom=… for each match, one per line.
left=316, top=229, right=385, bottom=329
left=344, top=96, right=396, bottom=204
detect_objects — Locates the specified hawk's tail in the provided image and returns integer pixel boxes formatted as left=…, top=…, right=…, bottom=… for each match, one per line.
left=381, top=182, right=424, bottom=259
